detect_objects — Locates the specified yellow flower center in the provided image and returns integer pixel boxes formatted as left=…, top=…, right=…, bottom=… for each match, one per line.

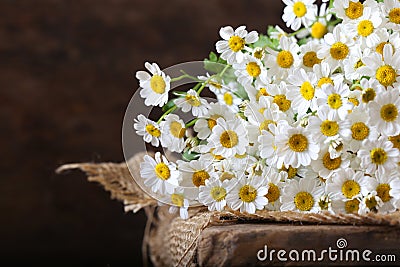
left=362, top=88, right=376, bottom=103
left=365, top=196, right=378, bottom=210
left=344, top=198, right=360, bottom=213
left=265, top=183, right=280, bottom=203
left=389, top=134, right=400, bottom=150
left=192, top=170, right=210, bottom=187
left=354, top=59, right=364, bottom=69
left=322, top=152, right=342, bottom=170
left=228, top=35, right=245, bottom=52
left=185, top=94, right=201, bottom=107
left=300, top=81, right=315, bottom=100
left=145, top=124, right=161, bottom=137
left=317, top=77, right=334, bottom=88
left=210, top=186, right=227, bottom=202
left=370, top=148, right=388, bottom=165
left=277, top=50, right=294, bottom=68
left=220, top=130, right=239, bottom=148
left=342, top=180, right=361, bottom=199
left=273, top=94, right=291, bottom=112
left=357, top=20, right=374, bottom=37
left=345, top=1, right=363, bottom=20
left=260, top=119, right=275, bottom=131
left=311, top=22, right=327, bottom=39
left=246, top=62, right=261, bottom=77
left=223, top=92, right=233, bottom=106
left=294, top=191, right=314, bottom=211
left=320, top=120, right=339, bottom=137
left=319, top=197, right=329, bottom=210
left=293, top=1, right=307, bottom=17
left=377, top=183, right=391, bottom=202
left=220, top=171, right=234, bottom=181
left=288, top=134, right=308, bottom=152
left=256, top=87, right=269, bottom=101
left=376, top=65, right=397, bottom=87
left=209, top=80, right=223, bottom=89
left=253, top=47, right=265, bottom=60
left=303, top=51, right=321, bottom=68
left=155, top=163, right=171, bottom=180
left=330, top=42, right=349, bottom=60
left=348, top=97, right=359, bottom=107
left=169, top=121, right=185, bottom=138
left=207, top=118, right=217, bottom=130
left=327, top=93, right=342, bottom=109
left=351, top=122, right=369, bottom=141
left=150, top=75, right=166, bottom=94
left=376, top=42, right=391, bottom=55
left=281, top=165, right=298, bottom=179
left=171, top=193, right=184, bottom=207
left=389, top=7, right=400, bottom=24
left=239, top=185, right=257, bottom=203
left=380, top=103, right=398, bottom=122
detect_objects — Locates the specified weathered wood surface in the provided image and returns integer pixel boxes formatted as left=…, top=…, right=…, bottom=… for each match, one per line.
left=197, top=224, right=400, bottom=266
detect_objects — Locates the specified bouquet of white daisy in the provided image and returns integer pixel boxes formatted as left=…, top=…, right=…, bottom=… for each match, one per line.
left=131, top=0, right=400, bottom=219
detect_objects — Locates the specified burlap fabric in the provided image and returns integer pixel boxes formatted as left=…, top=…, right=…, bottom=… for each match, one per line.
left=57, top=152, right=400, bottom=266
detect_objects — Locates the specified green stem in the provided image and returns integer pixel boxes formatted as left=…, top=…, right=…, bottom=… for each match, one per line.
left=185, top=118, right=198, bottom=127
left=218, top=65, right=230, bottom=78
left=157, top=105, right=177, bottom=124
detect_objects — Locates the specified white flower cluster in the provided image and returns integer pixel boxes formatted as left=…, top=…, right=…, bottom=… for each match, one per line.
left=134, top=0, right=400, bottom=219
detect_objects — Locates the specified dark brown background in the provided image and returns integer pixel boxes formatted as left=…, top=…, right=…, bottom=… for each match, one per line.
left=1, top=0, right=284, bottom=266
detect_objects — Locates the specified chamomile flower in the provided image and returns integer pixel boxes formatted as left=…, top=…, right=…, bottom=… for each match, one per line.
left=315, top=83, right=353, bottom=120
left=313, top=62, right=344, bottom=89
left=199, top=178, right=231, bottom=211
left=333, top=0, right=378, bottom=22
left=136, top=62, right=171, bottom=107
left=226, top=175, right=268, bottom=214
left=343, top=46, right=370, bottom=81
left=160, top=114, right=186, bottom=153
left=216, top=83, right=243, bottom=113
left=382, top=0, right=400, bottom=31
left=174, top=89, right=209, bottom=117
left=317, top=25, right=355, bottom=70
left=177, top=159, right=215, bottom=189
left=280, top=177, right=324, bottom=212
left=367, top=88, right=400, bottom=136
left=140, top=152, right=180, bottom=195
left=331, top=198, right=361, bottom=214
left=309, top=3, right=331, bottom=40
left=275, top=122, right=320, bottom=168
left=299, top=40, right=322, bottom=70
left=263, top=167, right=287, bottom=211
left=133, top=114, right=161, bottom=147
left=265, top=36, right=300, bottom=80
left=311, top=145, right=350, bottom=180
left=286, top=68, right=318, bottom=116
left=216, top=25, right=259, bottom=64
left=366, top=170, right=400, bottom=213
left=244, top=78, right=271, bottom=102
left=265, top=82, right=294, bottom=116
left=360, top=44, right=400, bottom=88
left=233, top=55, right=267, bottom=87
left=359, top=191, right=384, bottom=214
left=194, top=102, right=235, bottom=140
left=367, top=29, right=400, bottom=56
left=206, top=118, right=249, bottom=158
left=167, top=189, right=190, bottom=219
left=198, top=73, right=227, bottom=95
left=358, top=78, right=385, bottom=106
left=282, top=0, right=318, bottom=31
left=326, top=168, right=371, bottom=201
left=347, top=107, right=379, bottom=152
left=358, top=136, right=400, bottom=176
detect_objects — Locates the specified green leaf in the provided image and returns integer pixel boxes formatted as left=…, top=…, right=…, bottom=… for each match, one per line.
left=182, top=150, right=200, bottom=161
left=253, top=34, right=269, bottom=48
left=209, top=51, right=218, bottom=62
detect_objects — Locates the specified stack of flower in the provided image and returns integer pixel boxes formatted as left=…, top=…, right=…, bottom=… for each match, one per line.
left=133, top=0, right=400, bottom=219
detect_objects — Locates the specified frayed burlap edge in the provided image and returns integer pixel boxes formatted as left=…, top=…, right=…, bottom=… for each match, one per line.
left=57, top=152, right=400, bottom=267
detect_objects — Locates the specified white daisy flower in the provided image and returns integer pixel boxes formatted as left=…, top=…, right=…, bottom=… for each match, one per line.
left=333, top=0, right=378, bottom=22
left=282, top=0, right=318, bottom=31
left=167, top=190, right=190, bottom=220
left=299, top=40, right=322, bottom=71
left=265, top=36, right=300, bottom=80
left=317, top=25, right=355, bottom=70
left=265, top=82, right=294, bottom=117
left=358, top=136, right=400, bottom=176
left=347, top=106, right=379, bottom=152
left=275, top=122, right=320, bottom=168
left=311, top=145, right=350, bottom=180
left=216, top=82, right=243, bottom=112
left=215, top=25, right=259, bottom=64
left=315, top=83, right=353, bottom=120
left=358, top=77, right=385, bottom=105
left=280, top=177, right=324, bottom=212
left=345, top=8, right=384, bottom=48
left=206, top=117, right=249, bottom=158
left=366, top=29, right=400, bottom=56
left=367, top=88, right=400, bottom=136
left=198, top=73, right=229, bottom=95
left=173, top=89, right=209, bottom=117
left=136, top=62, right=171, bottom=107
left=133, top=114, right=161, bottom=147
left=233, top=54, right=267, bottom=87
left=199, top=178, right=232, bottom=211
left=309, top=3, right=331, bottom=40
left=366, top=170, right=400, bottom=213
left=326, top=168, right=371, bottom=201
left=359, top=191, right=384, bottom=214
left=263, top=167, right=287, bottom=211
left=313, top=62, right=344, bottom=89
left=269, top=25, right=289, bottom=41
left=286, top=68, right=318, bottom=116
left=177, top=159, right=214, bottom=188
left=308, top=106, right=352, bottom=143
left=160, top=114, right=186, bottom=153
left=382, top=0, right=400, bottom=31
left=226, top=175, right=268, bottom=214
left=360, top=44, right=400, bottom=88
left=139, top=152, right=180, bottom=195
left=194, top=102, right=235, bottom=140
left=331, top=198, right=361, bottom=214
left=343, top=46, right=370, bottom=81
